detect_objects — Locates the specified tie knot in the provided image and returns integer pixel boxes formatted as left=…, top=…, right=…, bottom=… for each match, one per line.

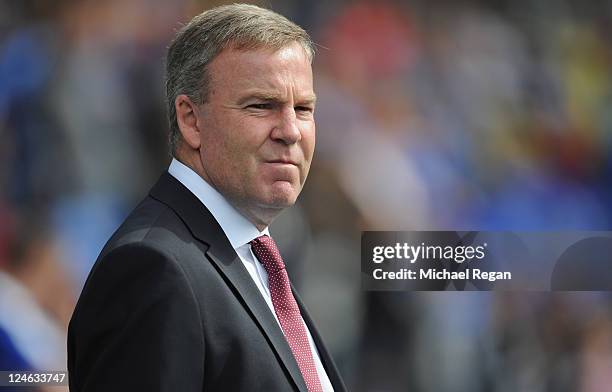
left=250, top=235, right=285, bottom=273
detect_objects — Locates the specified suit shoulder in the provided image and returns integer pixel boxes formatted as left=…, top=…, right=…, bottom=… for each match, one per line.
left=101, top=195, right=202, bottom=257
left=77, top=197, right=198, bottom=297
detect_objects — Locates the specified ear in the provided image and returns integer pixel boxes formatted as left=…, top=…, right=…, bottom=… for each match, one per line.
left=175, top=94, right=202, bottom=149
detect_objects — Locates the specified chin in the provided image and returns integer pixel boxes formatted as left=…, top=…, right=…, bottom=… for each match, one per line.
left=265, top=182, right=300, bottom=208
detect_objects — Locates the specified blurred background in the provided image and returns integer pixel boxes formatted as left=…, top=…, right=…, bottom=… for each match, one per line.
left=1, top=0, right=612, bottom=391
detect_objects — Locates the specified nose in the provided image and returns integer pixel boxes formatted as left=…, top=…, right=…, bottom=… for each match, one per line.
left=271, top=107, right=301, bottom=145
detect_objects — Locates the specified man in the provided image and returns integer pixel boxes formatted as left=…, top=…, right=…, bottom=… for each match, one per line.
left=67, top=4, right=346, bottom=392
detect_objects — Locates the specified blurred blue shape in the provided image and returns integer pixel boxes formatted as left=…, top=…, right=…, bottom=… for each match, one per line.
left=52, top=194, right=129, bottom=288
left=0, top=26, right=53, bottom=115
left=0, top=326, right=31, bottom=371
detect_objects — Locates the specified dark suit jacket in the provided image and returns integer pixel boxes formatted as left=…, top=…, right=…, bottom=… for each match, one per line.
left=68, top=173, right=347, bottom=392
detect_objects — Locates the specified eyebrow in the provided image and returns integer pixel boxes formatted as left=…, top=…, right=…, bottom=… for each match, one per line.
left=237, top=91, right=317, bottom=106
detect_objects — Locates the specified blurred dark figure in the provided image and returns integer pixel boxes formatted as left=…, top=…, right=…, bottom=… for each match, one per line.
left=551, top=237, right=612, bottom=290
left=0, top=204, right=73, bottom=392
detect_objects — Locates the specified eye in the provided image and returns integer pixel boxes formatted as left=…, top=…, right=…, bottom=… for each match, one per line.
left=295, top=106, right=314, bottom=113
left=247, top=103, right=272, bottom=110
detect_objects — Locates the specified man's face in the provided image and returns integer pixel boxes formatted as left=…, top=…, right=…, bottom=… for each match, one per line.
left=196, top=42, right=316, bottom=224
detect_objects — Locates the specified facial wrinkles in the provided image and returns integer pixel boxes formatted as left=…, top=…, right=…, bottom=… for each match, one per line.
left=195, top=45, right=314, bottom=221
left=230, top=46, right=312, bottom=104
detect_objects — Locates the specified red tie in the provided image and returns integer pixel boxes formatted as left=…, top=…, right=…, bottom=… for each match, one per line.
left=250, top=235, right=323, bottom=392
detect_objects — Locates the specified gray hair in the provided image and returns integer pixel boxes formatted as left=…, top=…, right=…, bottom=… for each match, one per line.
left=165, top=3, right=315, bottom=156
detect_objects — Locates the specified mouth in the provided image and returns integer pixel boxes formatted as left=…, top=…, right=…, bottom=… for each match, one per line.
left=266, top=159, right=299, bottom=166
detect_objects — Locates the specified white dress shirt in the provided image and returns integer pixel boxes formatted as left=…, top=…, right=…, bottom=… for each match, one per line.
left=168, top=158, right=333, bottom=391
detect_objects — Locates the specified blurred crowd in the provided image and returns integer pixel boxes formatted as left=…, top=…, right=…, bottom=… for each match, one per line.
left=1, top=0, right=612, bottom=391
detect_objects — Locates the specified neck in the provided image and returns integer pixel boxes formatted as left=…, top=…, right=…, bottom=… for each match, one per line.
left=173, top=153, right=279, bottom=232
left=233, top=203, right=282, bottom=232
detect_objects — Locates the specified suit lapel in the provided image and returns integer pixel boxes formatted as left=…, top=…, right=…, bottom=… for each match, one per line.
left=293, top=287, right=348, bottom=392
left=150, top=173, right=308, bottom=392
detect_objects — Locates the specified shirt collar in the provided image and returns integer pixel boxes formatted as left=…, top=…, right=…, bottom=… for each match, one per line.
left=168, top=158, right=269, bottom=249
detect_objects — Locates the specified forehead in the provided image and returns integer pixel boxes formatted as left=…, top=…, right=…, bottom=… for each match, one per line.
left=207, top=42, right=314, bottom=95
